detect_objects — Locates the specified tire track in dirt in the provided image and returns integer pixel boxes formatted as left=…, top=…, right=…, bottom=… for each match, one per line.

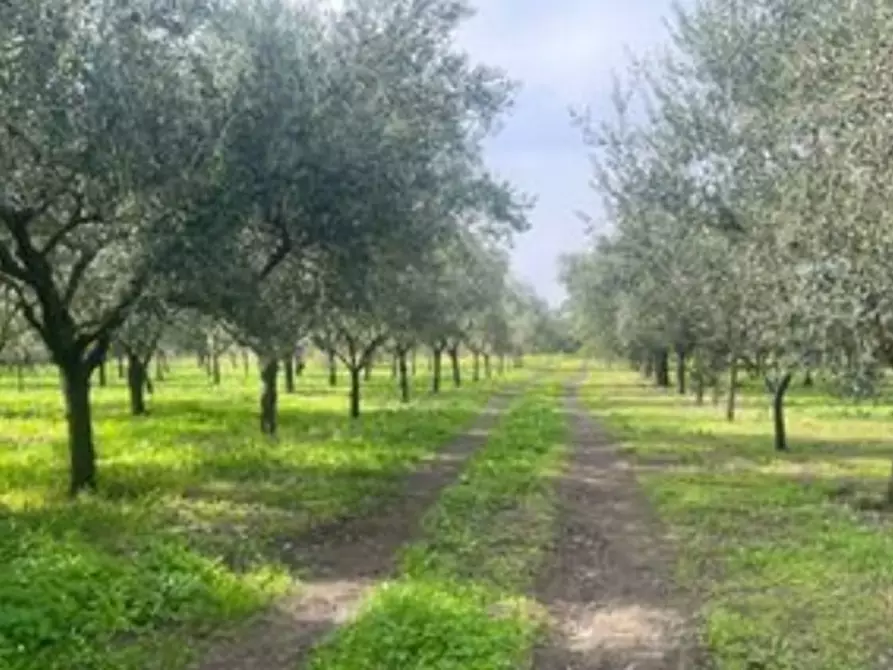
left=533, top=379, right=703, bottom=670
left=194, top=384, right=525, bottom=670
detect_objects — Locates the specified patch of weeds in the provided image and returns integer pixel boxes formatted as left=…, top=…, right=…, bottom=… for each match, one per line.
left=308, top=381, right=568, bottom=670
left=307, top=580, right=534, bottom=670
left=0, top=359, right=523, bottom=670
left=585, top=366, right=893, bottom=670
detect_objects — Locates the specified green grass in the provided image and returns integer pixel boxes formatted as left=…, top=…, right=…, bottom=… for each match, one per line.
left=308, top=379, right=569, bottom=670
left=583, top=366, right=893, bottom=670
left=0, top=357, right=529, bottom=670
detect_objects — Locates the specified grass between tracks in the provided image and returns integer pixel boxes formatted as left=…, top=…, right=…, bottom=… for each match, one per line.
left=584, top=366, right=893, bottom=670
left=308, top=379, right=570, bottom=670
left=0, top=358, right=529, bottom=670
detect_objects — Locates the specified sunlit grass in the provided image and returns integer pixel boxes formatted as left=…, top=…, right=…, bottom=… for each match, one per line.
left=0, top=356, right=530, bottom=670
left=308, top=379, right=569, bottom=670
left=583, top=366, right=893, bottom=670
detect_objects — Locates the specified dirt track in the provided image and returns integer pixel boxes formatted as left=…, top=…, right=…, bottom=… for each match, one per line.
left=532, top=380, right=701, bottom=670
left=195, top=387, right=520, bottom=670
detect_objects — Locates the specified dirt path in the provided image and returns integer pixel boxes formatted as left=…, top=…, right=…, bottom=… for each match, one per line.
left=533, top=380, right=702, bottom=670
left=195, top=386, right=521, bottom=670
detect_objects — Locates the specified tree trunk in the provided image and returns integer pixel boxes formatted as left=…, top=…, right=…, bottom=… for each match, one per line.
left=260, top=359, right=279, bottom=436
left=155, top=354, right=165, bottom=382
left=364, top=360, right=372, bottom=381
left=62, top=362, right=96, bottom=495
left=676, top=348, right=686, bottom=395
left=284, top=356, right=295, bottom=393
left=411, top=349, right=417, bottom=376
left=391, top=354, right=398, bottom=379
left=484, top=354, right=491, bottom=379
left=117, top=354, right=125, bottom=379
left=127, top=353, right=147, bottom=416
left=328, top=349, right=337, bottom=386
left=644, top=356, right=653, bottom=379
left=886, top=460, right=893, bottom=508
left=432, top=348, right=442, bottom=393
left=770, top=373, right=793, bottom=452
left=726, top=359, right=738, bottom=422
left=449, top=346, right=461, bottom=387
left=97, top=361, right=107, bottom=388
left=803, top=369, right=814, bottom=387
left=694, top=368, right=704, bottom=406
left=655, top=349, right=670, bottom=388
left=211, top=354, right=221, bottom=385
left=472, top=351, right=480, bottom=382
left=350, top=365, right=361, bottom=418
left=398, top=350, right=410, bottom=403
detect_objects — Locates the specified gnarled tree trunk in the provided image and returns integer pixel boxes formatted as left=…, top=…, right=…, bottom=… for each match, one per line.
left=449, top=346, right=461, bottom=388
left=654, top=349, right=670, bottom=388
left=472, top=351, right=480, bottom=382
left=676, top=347, right=686, bottom=395
left=398, top=349, right=410, bottom=403
left=328, top=349, right=337, bottom=387
left=484, top=353, right=491, bottom=379
left=127, top=352, right=147, bottom=416
left=694, top=367, right=704, bottom=406
left=350, top=365, right=362, bottom=418
left=260, top=359, right=279, bottom=436
left=768, top=373, right=793, bottom=452
left=62, top=360, right=96, bottom=495
left=211, top=354, right=221, bottom=385
left=284, top=356, right=295, bottom=393
left=432, top=347, right=443, bottom=393
left=727, top=359, right=738, bottom=422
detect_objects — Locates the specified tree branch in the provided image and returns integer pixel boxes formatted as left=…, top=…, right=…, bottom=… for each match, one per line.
left=360, top=332, right=389, bottom=368
left=0, top=240, right=28, bottom=281
left=76, top=271, right=149, bottom=351
left=63, top=248, right=101, bottom=306
left=85, top=331, right=111, bottom=371
left=42, top=200, right=103, bottom=256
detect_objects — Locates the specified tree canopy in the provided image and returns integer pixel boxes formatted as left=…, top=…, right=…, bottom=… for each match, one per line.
left=560, top=0, right=893, bottom=450
left=0, top=0, right=548, bottom=494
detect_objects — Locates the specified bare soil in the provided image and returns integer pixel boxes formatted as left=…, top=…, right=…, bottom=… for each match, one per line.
left=532, top=381, right=703, bottom=670
left=193, top=387, right=520, bottom=670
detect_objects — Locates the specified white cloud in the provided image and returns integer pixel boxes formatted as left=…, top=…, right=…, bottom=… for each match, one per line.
left=315, top=0, right=677, bottom=304
left=457, top=0, right=675, bottom=304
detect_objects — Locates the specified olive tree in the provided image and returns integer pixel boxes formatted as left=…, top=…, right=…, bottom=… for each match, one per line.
left=0, top=0, right=228, bottom=493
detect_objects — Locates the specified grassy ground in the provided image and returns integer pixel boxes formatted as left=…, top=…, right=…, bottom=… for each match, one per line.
left=583, top=365, right=893, bottom=670
left=308, top=378, right=570, bottom=670
left=0, top=357, right=526, bottom=670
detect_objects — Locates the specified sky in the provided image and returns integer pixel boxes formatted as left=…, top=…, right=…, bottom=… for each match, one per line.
left=456, top=0, right=674, bottom=305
